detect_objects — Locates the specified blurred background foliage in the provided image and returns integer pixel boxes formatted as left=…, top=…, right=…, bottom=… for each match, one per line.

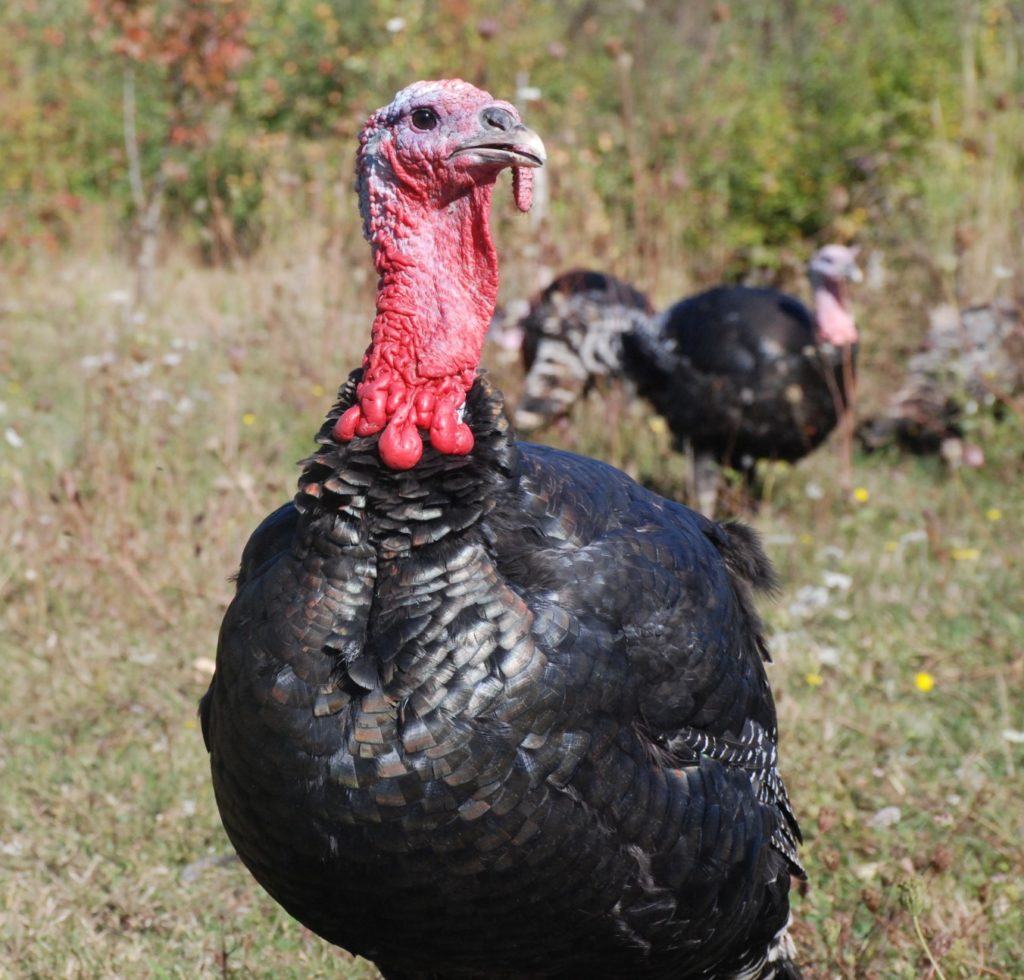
left=0, top=0, right=1021, bottom=300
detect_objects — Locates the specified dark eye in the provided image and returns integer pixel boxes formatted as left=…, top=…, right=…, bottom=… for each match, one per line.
left=411, top=108, right=438, bottom=131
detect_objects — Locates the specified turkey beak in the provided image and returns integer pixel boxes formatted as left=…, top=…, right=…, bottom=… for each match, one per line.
left=448, top=107, right=547, bottom=171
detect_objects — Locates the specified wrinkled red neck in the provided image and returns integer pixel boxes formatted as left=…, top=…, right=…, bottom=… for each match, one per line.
left=334, top=181, right=500, bottom=469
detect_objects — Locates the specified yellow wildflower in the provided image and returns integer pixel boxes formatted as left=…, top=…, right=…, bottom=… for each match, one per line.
left=884, top=541, right=897, bottom=552
left=311, top=383, right=326, bottom=398
left=647, top=416, right=668, bottom=435
left=805, top=673, right=824, bottom=687
left=799, top=532, right=814, bottom=546
left=914, top=672, right=935, bottom=693
left=852, top=487, right=870, bottom=504
left=242, top=412, right=256, bottom=427
left=950, top=547, right=980, bottom=561
left=986, top=508, right=1002, bottom=522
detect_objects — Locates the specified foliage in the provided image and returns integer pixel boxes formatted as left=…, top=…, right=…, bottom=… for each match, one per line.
left=0, top=0, right=1021, bottom=297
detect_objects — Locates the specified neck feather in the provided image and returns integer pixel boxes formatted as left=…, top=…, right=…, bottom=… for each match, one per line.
left=335, top=181, right=500, bottom=469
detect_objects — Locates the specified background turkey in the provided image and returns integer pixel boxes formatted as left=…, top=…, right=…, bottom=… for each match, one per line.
left=508, top=269, right=654, bottom=433
left=858, top=300, right=1023, bottom=464
left=621, top=245, right=862, bottom=513
left=201, top=79, right=802, bottom=980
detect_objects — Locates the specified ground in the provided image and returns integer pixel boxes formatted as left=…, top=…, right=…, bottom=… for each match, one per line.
left=0, top=236, right=1020, bottom=978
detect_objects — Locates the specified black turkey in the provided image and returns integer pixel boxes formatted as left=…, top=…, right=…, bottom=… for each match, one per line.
left=201, top=79, right=802, bottom=980
left=509, top=269, right=654, bottom=433
left=859, top=300, right=1023, bottom=462
left=622, top=245, right=862, bottom=512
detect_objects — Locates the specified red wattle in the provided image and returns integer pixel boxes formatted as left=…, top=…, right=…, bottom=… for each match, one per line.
left=356, top=416, right=384, bottom=437
left=379, top=417, right=423, bottom=469
left=428, top=395, right=474, bottom=455
left=334, top=405, right=362, bottom=442
left=430, top=418, right=474, bottom=455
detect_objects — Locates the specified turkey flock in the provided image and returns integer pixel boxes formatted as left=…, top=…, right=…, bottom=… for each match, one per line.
left=201, top=78, right=1019, bottom=979
left=512, top=246, right=863, bottom=512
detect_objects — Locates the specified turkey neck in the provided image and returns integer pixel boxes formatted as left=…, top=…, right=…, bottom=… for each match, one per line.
left=301, top=371, right=515, bottom=556
left=812, top=279, right=858, bottom=348
left=335, top=182, right=501, bottom=470
left=372, top=182, right=498, bottom=381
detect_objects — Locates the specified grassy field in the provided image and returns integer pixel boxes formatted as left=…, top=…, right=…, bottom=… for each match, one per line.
left=1, top=216, right=1022, bottom=979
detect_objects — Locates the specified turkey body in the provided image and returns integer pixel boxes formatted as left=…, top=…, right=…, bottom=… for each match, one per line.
left=202, top=371, right=802, bottom=980
left=859, top=301, right=1023, bottom=455
left=203, top=77, right=802, bottom=979
left=624, top=285, right=856, bottom=472
left=513, top=269, right=655, bottom=433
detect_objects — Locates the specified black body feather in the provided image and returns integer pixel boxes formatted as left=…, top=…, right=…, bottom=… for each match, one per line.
left=622, top=285, right=855, bottom=472
left=513, top=270, right=655, bottom=433
left=201, top=372, right=802, bottom=979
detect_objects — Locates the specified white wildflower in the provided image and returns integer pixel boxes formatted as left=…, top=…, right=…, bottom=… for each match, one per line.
left=822, top=571, right=852, bottom=591
left=866, top=806, right=902, bottom=829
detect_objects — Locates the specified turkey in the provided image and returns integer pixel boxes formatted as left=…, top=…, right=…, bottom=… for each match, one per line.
left=509, top=269, right=654, bottom=433
left=622, top=245, right=862, bottom=512
left=201, top=79, right=803, bottom=980
left=859, top=300, right=1023, bottom=462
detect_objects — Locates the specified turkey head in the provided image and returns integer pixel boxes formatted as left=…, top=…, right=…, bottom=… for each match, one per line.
left=334, top=79, right=546, bottom=470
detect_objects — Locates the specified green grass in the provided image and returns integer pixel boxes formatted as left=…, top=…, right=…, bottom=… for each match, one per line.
left=1, top=228, right=1021, bottom=978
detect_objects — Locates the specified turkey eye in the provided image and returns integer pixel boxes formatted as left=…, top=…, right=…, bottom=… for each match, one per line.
left=411, top=108, right=438, bottom=131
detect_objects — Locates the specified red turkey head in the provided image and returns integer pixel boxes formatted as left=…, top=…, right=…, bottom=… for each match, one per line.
left=356, top=79, right=545, bottom=239
left=335, top=80, right=546, bottom=470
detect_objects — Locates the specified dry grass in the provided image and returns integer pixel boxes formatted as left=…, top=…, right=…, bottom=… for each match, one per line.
left=1, top=216, right=1021, bottom=977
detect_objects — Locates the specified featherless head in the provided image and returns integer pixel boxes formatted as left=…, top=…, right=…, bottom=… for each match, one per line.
left=335, top=80, right=545, bottom=470
left=809, top=244, right=863, bottom=287
left=355, top=79, right=545, bottom=247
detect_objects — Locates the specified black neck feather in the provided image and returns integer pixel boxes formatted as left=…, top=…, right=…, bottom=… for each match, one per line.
left=295, top=371, right=517, bottom=554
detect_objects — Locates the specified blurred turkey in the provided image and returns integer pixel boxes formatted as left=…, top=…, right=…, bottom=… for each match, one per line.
left=622, top=245, right=862, bottom=513
left=509, top=269, right=654, bottom=432
left=859, top=300, right=1023, bottom=463
left=201, top=79, right=802, bottom=979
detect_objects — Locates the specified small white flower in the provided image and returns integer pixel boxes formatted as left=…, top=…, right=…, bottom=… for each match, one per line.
left=386, top=16, right=406, bottom=32
left=866, top=805, right=902, bottom=829
left=822, top=571, right=852, bottom=591
left=80, top=352, right=116, bottom=371
left=786, top=585, right=829, bottom=619
left=4, top=427, right=23, bottom=448
left=818, top=645, right=842, bottom=667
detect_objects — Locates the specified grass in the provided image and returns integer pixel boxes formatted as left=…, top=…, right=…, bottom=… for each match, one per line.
left=1, top=218, right=1022, bottom=978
